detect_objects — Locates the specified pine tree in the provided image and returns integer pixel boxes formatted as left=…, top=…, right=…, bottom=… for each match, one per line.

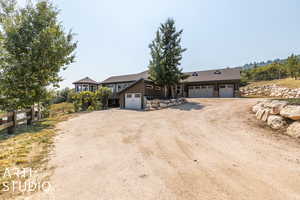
left=148, top=18, right=187, bottom=98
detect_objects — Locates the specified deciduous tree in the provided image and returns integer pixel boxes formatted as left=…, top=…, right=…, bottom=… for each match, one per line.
left=0, top=0, right=77, bottom=111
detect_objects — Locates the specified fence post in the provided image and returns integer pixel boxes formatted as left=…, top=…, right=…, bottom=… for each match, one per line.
left=7, top=111, right=17, bottom=134
left=27, top=106, right=34, bottom=125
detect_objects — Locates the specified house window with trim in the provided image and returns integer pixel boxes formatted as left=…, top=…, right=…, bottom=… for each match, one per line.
left=146, top=85, right=153, bottom=89
left=83, top=85, right=89, bottom=91
left=155, top=86, right=161, bottom=90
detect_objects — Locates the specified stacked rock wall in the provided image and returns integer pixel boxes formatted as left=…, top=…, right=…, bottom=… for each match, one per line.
left=252, top=100, right=300, bottom=138
left=241, top=84, right=300, bottom=98
left=144, top=98, right=186, bottom=111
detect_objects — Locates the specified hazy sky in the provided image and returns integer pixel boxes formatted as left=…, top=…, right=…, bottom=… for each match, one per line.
left=18, top=0, right=300, bottom=88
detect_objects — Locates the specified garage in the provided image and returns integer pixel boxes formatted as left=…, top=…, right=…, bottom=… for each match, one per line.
left=125, top=93, right=142, bottom=109
left=219, top=84, right=234, bottom=98
left=188, top=85, right=214, bottom=98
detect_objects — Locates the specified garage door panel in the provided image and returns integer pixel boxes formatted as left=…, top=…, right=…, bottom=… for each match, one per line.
left=188, top=85, right=214, bottom=98
left=219, top=85, right=234, bottom=98
left=125, top=93, right=141, bottom=109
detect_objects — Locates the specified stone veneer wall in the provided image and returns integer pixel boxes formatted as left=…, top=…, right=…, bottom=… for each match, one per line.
left=240, top=84, right=300, bottom=98
left=252, top=99, right=300, bottom=138
left=144, top=98, right=187, bottom=111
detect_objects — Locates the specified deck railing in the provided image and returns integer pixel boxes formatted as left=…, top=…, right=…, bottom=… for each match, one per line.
left=0, top=107, right=38, bottom=134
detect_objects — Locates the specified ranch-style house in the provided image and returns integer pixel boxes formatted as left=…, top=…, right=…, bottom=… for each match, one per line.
left=73, top=67, right=241, bottom=110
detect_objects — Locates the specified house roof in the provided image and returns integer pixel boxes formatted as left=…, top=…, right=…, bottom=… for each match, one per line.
left=117, top=78, right=144, bottom=94
left=101, top=71, right=150, bottom=84
left=100, top=68, right=241, bottom=84
left=73, top=77, right=99, bottom=85
left=182, top=67, right=241, bottom=83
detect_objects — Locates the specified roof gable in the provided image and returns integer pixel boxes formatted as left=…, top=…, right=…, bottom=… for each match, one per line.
left=73, top=77, right=98, bottom=84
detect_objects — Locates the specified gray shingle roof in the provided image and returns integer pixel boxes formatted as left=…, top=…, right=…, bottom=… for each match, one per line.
left=182, top=68, right=241, bottom=83
left=101, top=71, right=150, bottom=84
left=73, top=77, right=99, bottom=84
left=100, top=68, right=241, bottom=84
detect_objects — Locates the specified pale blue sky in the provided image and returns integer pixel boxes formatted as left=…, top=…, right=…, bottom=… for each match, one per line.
left=19, top=0, right=300, bottom=88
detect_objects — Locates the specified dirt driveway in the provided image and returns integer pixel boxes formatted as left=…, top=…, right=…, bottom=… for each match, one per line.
left=30, top=98, right=300, bottom=200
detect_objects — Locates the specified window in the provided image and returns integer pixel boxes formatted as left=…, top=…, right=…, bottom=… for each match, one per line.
left=135, top=93, right=141, bottom=98
left=83, top=85, right=89, bottom=91
left=195, top=86, right=200, bottom=89
left=155, top=86, right=161, bottom=90
left=220, top=85, right=226, bottom=88
left=189, top=86, right=194, bottom=89
left=126, top=94, right=132, bottom=98
left=214, top=70, right=221, bottom=75
left=146, top=85, right=153, bottom=89
left=201, top=86, right=207, bottom=89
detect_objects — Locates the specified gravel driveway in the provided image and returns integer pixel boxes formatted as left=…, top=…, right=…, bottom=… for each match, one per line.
left=30, top=98, right=300, bottom=200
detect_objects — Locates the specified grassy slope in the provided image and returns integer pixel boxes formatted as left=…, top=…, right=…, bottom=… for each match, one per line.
left=247, top=78, right=300, bottom=89
left=0, top=102, right=75, bottom=199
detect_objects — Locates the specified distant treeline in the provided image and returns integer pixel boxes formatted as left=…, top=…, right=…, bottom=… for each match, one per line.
left=241, top=54, right=300, bottom=83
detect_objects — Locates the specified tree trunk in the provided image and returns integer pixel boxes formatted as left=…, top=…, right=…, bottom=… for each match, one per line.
left=164, top=85, right=168, bottom=99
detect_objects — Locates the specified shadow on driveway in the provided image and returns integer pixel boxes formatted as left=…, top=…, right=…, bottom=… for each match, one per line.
left=170, top=102, right=204, bottom=111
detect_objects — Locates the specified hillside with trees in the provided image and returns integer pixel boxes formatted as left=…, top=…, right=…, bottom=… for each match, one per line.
left=241, top=54, right=300, bottom=86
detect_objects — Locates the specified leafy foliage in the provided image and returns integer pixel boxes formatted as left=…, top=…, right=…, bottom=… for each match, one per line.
left=95, top=87, right=112, bottom=109
left=72, top=91, right=99, bottom=112
left=148, top=18, right=187, bottom=98
left=71, top=87, right=112, bottom=111
left=0, top=0, right=77, bottom=111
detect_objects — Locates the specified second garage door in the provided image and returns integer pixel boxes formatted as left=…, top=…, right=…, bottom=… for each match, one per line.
left=189, top=85, right=214, bottom=98
left=219, top=84, right=234, bottom=98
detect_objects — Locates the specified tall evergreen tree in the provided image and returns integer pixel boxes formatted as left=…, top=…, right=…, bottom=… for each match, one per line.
left=148, top=18, right=187, bottom=98
left=0, top=0, right=77, bottom=111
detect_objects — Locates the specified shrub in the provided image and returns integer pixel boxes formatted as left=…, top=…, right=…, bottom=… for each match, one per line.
left=72, top=91, right=100, bottom=112
left=96, top=87, right=112, bottom=109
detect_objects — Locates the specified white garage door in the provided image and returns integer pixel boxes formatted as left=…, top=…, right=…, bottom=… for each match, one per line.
left=125, top=93, right=142, bottom=109
left=219, top=84, right=234, bottom=98
left=188, top=85, right=214, bottom=98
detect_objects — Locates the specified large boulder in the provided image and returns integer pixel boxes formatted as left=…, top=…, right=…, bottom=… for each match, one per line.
left=267, top=115, right=287, bottom=130
left=256, top=109, right=265, bottom=120
left=252, top=103, right=264, bottom=113
left=287, top=121, right=300, bottom=138
left=261, top=109, right=270, bottom=122
left=268, top=100, right=288, bottom=115
left=159, top=103, right=168, bottom=108
left=280, top=105, right=300, bottom=120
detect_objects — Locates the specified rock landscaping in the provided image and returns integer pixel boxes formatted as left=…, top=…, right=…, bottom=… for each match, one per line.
left=252, top=99, right=300, bottom=138
left=241, top=84, right=300, bottom=98
left=144, top=98, right=186, bottom=111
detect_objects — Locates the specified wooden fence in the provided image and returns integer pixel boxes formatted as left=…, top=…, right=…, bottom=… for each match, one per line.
left=0, top=107, right=38, bottom=134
